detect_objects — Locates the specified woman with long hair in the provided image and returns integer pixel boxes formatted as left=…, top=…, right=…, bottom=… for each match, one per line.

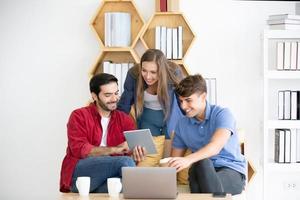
left=118, top=49, right=184, bottom=165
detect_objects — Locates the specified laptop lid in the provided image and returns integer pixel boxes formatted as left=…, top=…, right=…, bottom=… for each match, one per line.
left=122, top=167, right=177, bottom=199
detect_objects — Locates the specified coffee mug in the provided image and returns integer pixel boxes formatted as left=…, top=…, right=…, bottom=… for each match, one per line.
left=76, top=176, right=90, bottom=196
left=107, top=177, right=122, bottom=198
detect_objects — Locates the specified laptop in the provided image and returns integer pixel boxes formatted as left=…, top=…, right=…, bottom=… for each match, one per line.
left=122, top=167, right=177, bottom=199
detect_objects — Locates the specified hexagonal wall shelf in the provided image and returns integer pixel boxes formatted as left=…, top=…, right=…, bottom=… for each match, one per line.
left=90, top=48, right=139, bottom=76
left=91, top=0, right=145, bottom=48
left=140, top=12, right=195, bottom=61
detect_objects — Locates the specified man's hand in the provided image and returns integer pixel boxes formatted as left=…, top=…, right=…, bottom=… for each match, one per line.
left=132, top=145, right=147, bottom=162
left=112, top=145, right=130, bottom=155
left=168, top=157, right=193, bottom=172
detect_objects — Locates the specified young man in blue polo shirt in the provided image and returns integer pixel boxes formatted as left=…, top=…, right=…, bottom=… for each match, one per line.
left=168, top=74, right=246, bottom=195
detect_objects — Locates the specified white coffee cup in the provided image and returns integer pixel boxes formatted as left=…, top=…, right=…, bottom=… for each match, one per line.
left=76, top=176, right=90, bottom=196
left=107, top=177, right=122, bottom=198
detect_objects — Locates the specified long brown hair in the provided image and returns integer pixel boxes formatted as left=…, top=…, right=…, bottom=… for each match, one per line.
left=136, top=49, right=181, bottom=120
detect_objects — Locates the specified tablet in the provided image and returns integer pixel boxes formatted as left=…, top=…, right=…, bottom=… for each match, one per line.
left=124, top=129, right=157, bottom=154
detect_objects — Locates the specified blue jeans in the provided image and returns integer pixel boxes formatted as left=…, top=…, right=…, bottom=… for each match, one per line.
left=71, top=156, right=135, bottom=193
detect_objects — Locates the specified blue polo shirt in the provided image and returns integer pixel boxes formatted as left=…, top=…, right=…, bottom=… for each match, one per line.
left=172, top=102, right=246, bottom=176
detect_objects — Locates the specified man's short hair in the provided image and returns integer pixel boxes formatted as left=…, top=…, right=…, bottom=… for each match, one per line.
left=89, top=73, right=118, bottom=95
left=175, top=74, right=207, bottom=97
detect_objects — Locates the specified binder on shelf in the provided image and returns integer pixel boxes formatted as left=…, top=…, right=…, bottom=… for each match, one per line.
left=284, top=129, right=291, bottom=163
left=297, top=91, right=300, bottom=120
left=290, top=129, right=297, bottom=163
left=121, top=63, right=129, bottom=95
left=178, top=26, right=183, bottom=59
left=155, top=26, right=161, bottom=50
left=278, top=91, right=284, bottom=120
left=104, top=12, right=131, bottom=47
left=115, top=63, right=122, bottom=94
left=160, top=26, right=167, bottom=56
left=284, top=90, right=291, bottom=120
left=297, top=42, right=300, bottom=70
left=290, top=42, right=298, bottom=70
left=166, top=28, right=172, bottom=59
left=275, top=129, right=285, bottom=163
left=276, top=42, right=284, bottom=70
left=172, top=28, right=178, bottom=59
left=291, top=91, right=298, bottom=120
left=104, top=13, right=112, bottom=46
left=103, top=61, right=111, bottom=74
left=283, top=42, right=291, bottom=70
left=297, top=129, right=300, bottom=162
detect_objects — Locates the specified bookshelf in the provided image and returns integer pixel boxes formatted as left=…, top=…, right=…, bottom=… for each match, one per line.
left=90, top=0, right=145, bottom=48
left=140, top=12, right=195, bottom=77
left=89, top=0, right=145, bottom=78
left=89, top=49, right=139, bottom=76
left=263, top=30, right=300, bottom=200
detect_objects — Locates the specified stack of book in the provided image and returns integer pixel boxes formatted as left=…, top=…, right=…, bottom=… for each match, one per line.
left=276, top=41, right=300, bottom=70
left=278, top=90, right=300, bottom=120
left=104, top=12, right=131, bottom=47
left=155, top=26, right=183, bottom=60
left=275, top=129, right=300, bottom=163
left=268, top=14, right=300, bottom=30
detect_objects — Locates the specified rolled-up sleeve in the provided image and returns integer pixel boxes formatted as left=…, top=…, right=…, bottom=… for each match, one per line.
left=67, top=111, right=94, bottom=158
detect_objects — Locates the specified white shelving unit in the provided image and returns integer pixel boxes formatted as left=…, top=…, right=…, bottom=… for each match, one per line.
left=263, top=30, right=300, bottom=200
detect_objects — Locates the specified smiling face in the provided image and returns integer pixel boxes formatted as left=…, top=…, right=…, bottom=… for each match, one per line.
left=141, top=61, right=158, bottom=86
left=178, top=92, right=207, bottom=121
left=92, top=82, right=119, bottom=113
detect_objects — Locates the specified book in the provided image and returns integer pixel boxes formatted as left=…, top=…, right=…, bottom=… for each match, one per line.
left=284, top=90, right=291, bottom=120
left=290, top=42, right=298, bottom=70
left=291, top=91, right=298, bottom=120
left=284, top=42, right=291, bottom=70
left=104, top=13, right=112, bottom=46
left=298, top=91, right=300, bottom=120
left=270, top=24, right=300, bottom=30
left=115, top=63, right=122, bottom=93
left=178, top=26, right=183, bottom=59
left=290, top=129, right=297, bottom=163
left=166, top=28, right=172, bottom=59
left=278, top=91, right=284, bottom=120
left=160, top=0, right=167, bottom=12
left=106, top=12, right=131, bottom=47
left=276, top=42, right=284, bottom=70
left=172, top=28, right=178, bottom=59
left=121, top=63, right=129, bottom=95
left=167, top=0, right=179, bottom=12
left=274, top=129, right=285, bottom=163
left=297, top=129, right=300, bottom=162
left=103, top=61, right=111, bottom=74
left=160, top=26, right=167, bottom=56
left=155, top=26, right=161, bottom=50
left=284, top=129, right=291, bottom=163
left=297, top=42, right=300, bottom=70
left=205, top=79, right=211, bottom=103
left=269, top=14, right=300, bottom=21
left=267, top=19, right=300, bottom=25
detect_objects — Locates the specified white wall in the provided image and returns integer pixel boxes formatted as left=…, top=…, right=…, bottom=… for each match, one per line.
left=0, top=0, right=296, bottom=199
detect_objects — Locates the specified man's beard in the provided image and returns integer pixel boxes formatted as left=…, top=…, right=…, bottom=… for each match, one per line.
left=96, top=98, right=118, bottom=112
